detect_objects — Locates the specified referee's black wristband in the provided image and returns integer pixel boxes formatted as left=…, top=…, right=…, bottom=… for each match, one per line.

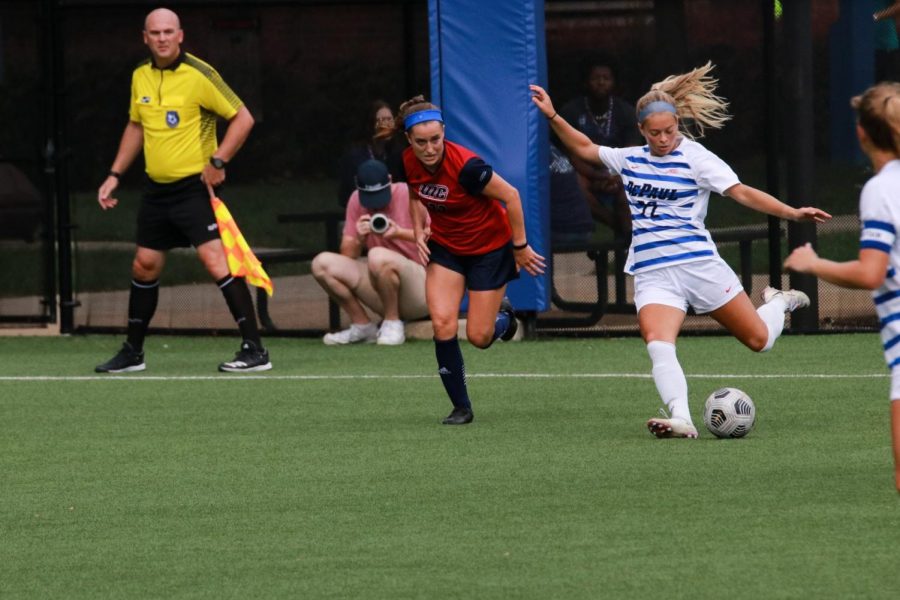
left=108, top=170, right=121, bottom=179
left=548, top=112, right=558, bottom=121
left=512, top=241, right=528, bottom=250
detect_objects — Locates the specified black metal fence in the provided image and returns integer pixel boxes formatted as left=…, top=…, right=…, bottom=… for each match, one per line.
left=0, top=0, right=879, bottom=337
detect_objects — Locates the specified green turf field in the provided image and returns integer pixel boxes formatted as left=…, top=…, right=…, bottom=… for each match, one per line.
left=2, top=334, right=898, bottom=599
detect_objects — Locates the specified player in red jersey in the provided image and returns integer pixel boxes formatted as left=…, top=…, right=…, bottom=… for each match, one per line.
left=395, top=95, right=545, bottom=425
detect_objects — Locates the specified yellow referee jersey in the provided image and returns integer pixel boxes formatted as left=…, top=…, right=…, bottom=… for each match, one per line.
left=129, top=52, right=243, bottom=183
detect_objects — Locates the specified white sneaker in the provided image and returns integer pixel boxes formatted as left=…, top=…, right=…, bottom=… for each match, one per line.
left=323, top=322, right=378, bottom=346
left=377, top=319, right=406, bottom=345
left=647, top=417, right=699, bottom=439
left=762, top=286, right=810, bottom=313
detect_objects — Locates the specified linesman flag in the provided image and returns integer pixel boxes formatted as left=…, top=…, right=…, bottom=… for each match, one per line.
left=209, top=193, right=274, bottom=297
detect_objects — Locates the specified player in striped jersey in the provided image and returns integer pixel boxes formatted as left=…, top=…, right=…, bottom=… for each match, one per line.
left=786, top=82, right=900, bottom=491
left=531, top=63, right=831, bottom=438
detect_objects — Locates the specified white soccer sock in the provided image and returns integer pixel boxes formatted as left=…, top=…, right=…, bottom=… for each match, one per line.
left=646, top=340, right=692, bottom=424
left=756, top=299, right=786, bottom=352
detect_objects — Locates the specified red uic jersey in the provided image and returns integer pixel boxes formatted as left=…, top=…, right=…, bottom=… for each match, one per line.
left=403, top=140, right=511, bottom=256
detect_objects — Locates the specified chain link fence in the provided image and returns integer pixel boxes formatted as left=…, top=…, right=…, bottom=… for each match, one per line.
left=0, top=0, right=877, bottom=336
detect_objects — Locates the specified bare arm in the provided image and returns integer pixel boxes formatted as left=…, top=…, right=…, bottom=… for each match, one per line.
left=530, top=84, right=604, bottom=168
left=214, top=105, right=254, bottom=162
left=381, top=222, right=417, bottom=243
left=724, top=183, right=831, bottom=223
left=339, top=235, right=363, bottom=259
left=482, top=172, right=545, bottom=276
left=408, top=185, right=431, bottom=264
left=202, top=106, right=255, bottom=187
left=98, top=121, right=144, bottom=210
left=784, top=243, right=888, bottom=290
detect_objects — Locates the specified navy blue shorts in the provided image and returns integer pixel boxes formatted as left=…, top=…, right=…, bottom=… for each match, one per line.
left=136, top=175, right=220, bottom=250
left=428, top=239, right=519, bottom=291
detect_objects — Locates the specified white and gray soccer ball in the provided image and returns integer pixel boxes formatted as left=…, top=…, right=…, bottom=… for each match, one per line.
left=703, top=387, right=756, bottom=438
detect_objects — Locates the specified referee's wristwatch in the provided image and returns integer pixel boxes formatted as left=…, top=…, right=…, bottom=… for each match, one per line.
left=209, top=156, right=227, bottom=170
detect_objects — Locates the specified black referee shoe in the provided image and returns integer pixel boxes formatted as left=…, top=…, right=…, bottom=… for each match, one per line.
left=218, top=340, right=272, bottom=373
left=442, top=407, right=474, bottom=425
left=499, top=296, right=518, bottom=342
left=95, top=342, right=145, bottom=373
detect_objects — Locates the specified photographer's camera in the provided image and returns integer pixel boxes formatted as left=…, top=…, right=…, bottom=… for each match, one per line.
left=370, top=213, right=389, bottom=235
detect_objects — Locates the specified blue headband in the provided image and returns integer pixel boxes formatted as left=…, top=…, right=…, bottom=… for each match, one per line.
left=404, top=109, right=444, bottom=131
left=638, top=101, right=677, bottom=122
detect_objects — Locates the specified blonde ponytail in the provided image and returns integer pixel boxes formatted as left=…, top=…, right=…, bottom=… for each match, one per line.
left=636, top=61, right=731, bottom=139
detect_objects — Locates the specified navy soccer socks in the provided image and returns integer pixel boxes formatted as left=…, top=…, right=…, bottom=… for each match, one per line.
left=493, top=310, right=512, bottom=342
left=434, top=336, right=471, bottom=410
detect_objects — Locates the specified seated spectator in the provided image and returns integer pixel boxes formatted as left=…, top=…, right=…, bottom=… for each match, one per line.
left=549, top=141, right=594, bottom=248
left=335, top=100, right=407, bottom=207
left=313, top=159, right=428, bottom=346
left=558, top=56, right=641, bottom=238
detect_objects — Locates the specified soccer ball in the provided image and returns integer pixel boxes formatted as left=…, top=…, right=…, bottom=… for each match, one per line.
left=703, top=387, right=756, bottom=438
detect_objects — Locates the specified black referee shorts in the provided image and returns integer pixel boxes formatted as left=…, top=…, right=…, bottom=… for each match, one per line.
left=136, top=175, right=221, bottom=250
left=427, top=239, right=519, bottom=291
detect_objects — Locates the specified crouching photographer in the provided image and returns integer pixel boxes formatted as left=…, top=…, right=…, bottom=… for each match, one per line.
left=312, top=159, right=429, bottom=345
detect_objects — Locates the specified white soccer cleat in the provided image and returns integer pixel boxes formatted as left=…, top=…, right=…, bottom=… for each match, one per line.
left=376, top=319, right=406, bottom=346
left=762, top=286, right=810, bottom=313
left=323, top=322, right=378, bottom=346
left=647, top=417, right=699, bottom=439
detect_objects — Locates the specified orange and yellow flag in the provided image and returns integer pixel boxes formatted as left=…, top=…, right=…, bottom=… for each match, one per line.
left=210, top=196, right=274, bottom=297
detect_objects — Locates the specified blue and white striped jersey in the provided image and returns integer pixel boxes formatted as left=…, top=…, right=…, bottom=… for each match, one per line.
left=859, top=160, right=900, bottom=369
left=599, top=139, right=740, bottom=274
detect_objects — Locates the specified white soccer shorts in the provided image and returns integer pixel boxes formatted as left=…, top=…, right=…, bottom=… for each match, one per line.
left=633, top=257, right=743, bottom=315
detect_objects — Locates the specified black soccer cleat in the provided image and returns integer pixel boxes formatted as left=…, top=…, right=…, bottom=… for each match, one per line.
left=442, top=407, right=474, bottom=425
left=95, top=342, right=146, bottom=373
left=499, top=296, right=518, bottom=342
left=218, top=340, right=272, bottom=373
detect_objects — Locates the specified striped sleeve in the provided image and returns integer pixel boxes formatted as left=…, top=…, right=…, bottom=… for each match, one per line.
left=693, top=147, right=740, bottom=195
left=598, top=145, right=627, bottom=176
left=860, top=178, right=897, bottom=254
left=861, top=220, right=895, bottom=253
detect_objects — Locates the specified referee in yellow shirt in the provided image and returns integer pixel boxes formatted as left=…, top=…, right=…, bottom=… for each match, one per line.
left=95, top=7, right=270, bottom=373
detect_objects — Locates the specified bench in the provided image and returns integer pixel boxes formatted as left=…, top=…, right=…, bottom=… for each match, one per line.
left=253, top=210, right=345, bottom=331
left=538, top=224, right=777, bottom=329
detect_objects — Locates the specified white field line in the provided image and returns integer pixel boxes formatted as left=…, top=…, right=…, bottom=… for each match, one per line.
left=0, top=372, right=888, bottom=382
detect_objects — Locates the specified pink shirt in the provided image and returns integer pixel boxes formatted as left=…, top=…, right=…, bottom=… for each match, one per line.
left=343, top=183, right=427, bottom=266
